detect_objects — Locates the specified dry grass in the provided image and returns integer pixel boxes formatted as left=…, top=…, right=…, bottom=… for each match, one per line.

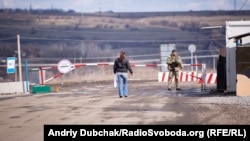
left=46, top=66, right=160, bottom=85
left=32, top=14, right=250, bottom=30
left=45, top=65, right=216, bottom=85
left=137, top=15, right=250, bottom=26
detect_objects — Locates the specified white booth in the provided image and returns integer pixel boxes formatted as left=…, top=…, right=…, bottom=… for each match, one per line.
left=226, top=21, right=250, bottom=95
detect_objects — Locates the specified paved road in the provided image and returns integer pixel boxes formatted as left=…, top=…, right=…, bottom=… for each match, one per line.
left=0, top=80, right=250, bottom=141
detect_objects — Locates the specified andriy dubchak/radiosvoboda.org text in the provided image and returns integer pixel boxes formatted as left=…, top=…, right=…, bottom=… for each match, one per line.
left=48, top=128, right=205, bottom=138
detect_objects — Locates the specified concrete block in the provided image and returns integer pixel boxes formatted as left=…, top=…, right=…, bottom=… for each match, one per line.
left=0, top=82, right=23, bottom=94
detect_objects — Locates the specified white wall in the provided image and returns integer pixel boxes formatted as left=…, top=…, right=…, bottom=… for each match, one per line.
left=226, top=21, right=250, bottom=92
left=160, top=44, right=176, bottom=72
left=0, top=82, right=24, bottom=94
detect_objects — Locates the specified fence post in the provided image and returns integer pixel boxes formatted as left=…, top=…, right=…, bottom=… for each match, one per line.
left=25, top=60, right=29, bottom=93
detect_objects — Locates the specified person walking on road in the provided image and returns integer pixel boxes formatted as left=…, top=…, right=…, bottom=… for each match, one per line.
left=166, top=49, right=183, bottom=91
left=113, top=51, right=133, bottom=98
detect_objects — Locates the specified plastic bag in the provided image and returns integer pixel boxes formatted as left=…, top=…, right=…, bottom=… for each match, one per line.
left=114, top=74, right=117, bottom=88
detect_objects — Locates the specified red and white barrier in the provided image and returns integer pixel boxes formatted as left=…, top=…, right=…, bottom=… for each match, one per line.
left=158, top=71, right=199, bottom=82
left=198, top=73, right=217, bottom=84
left=37, top=62, right=215, bottom=87
left=74, top=63, right=161, bottom=67
left=158, top=72, right=217, bottom=84
left=44, top=73, right=63, bottom=84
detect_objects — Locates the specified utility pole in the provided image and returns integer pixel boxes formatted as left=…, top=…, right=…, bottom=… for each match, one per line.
left=234, top=0, right=236, bottom=10
left=17, top=34, right=22, bottom=82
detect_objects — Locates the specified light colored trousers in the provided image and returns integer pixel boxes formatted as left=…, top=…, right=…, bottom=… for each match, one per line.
left=168, top=71, right=180, bottom=89
left=116, top=72, right=128, bottom=97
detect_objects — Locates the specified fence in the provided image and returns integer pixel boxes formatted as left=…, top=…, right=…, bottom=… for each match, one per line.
left=29, top=62, right=216, bottom=90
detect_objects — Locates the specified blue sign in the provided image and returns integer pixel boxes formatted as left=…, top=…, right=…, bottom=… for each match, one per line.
left=7, top=57, right=16, bottom=74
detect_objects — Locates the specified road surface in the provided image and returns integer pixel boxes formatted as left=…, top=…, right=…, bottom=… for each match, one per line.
left=0, top=80, right=249, bottom=141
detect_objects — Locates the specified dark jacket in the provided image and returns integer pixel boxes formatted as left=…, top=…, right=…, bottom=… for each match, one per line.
left=113, top=57, right=133, bottom=74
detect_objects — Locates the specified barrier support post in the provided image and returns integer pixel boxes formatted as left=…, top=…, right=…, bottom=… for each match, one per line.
left=39, top=67, right=44, bottom=85
left=201, top=64, right=207, bottom=90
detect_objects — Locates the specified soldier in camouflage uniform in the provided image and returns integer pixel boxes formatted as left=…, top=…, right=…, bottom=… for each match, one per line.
left=166, top=49, right=183, bottom=91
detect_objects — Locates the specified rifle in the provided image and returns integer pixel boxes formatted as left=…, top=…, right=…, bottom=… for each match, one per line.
left=168, top=61, right=179, bottom=71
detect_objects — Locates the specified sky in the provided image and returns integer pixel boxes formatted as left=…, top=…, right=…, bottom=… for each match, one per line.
left=1, top=0, right=250, bottom=12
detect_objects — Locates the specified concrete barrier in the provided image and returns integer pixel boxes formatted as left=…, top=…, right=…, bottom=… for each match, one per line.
left=0, top=82, right=24, bottom=94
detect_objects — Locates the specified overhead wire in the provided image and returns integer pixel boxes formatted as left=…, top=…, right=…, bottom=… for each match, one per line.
left=239, top=0, right=248, bottom=10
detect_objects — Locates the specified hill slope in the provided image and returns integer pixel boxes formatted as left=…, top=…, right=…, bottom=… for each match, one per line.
left=0, top=10, right=249, bottom=68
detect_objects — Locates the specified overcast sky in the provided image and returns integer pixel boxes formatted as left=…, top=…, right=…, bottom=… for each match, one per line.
left=1, top=0, right=250, bottom=12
